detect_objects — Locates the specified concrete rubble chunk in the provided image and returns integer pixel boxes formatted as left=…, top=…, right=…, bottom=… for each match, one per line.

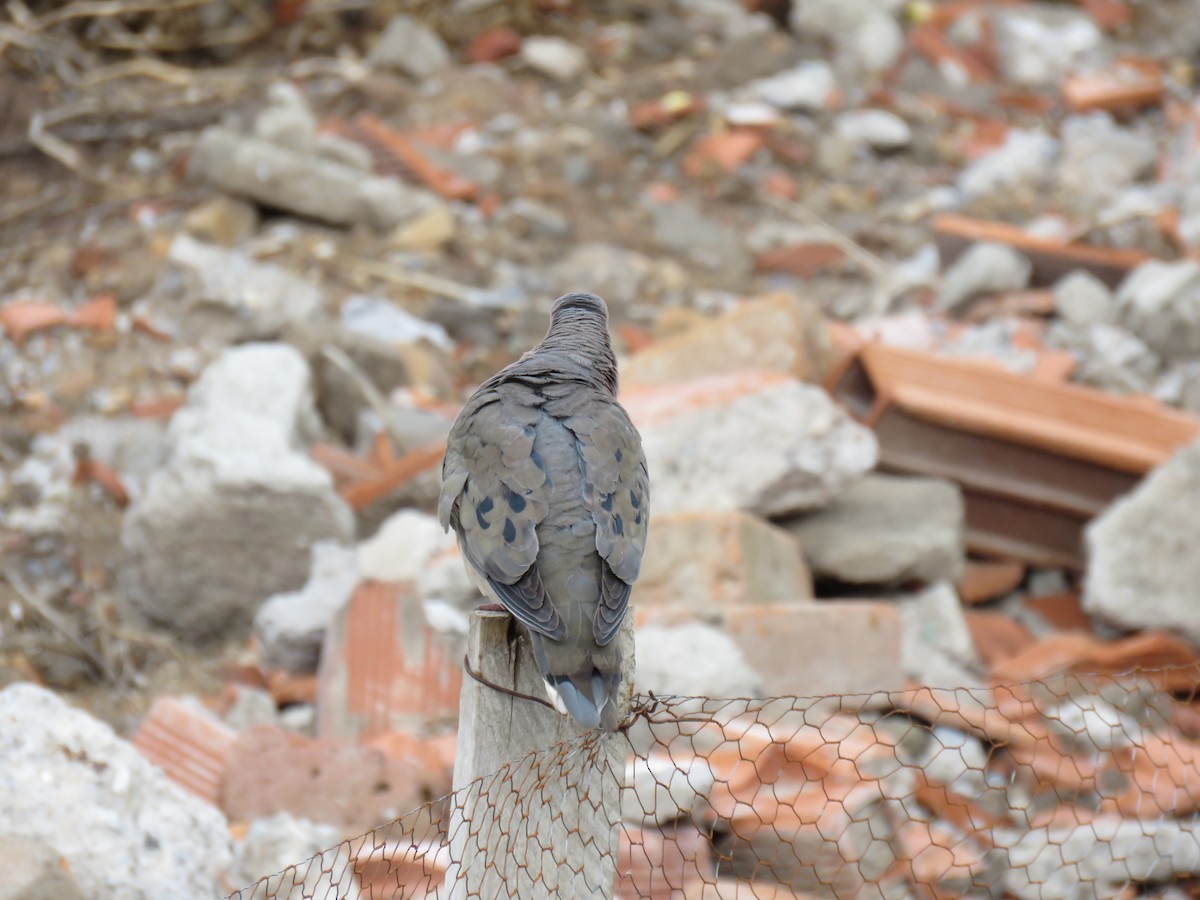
left=121, top=344, right=354, bottom=643
left=1046, top=320, right=1161, bottom=394
left=160, top=234, right=323, bottom=342
left=780, top=474, right=965, bottom=587
left=957, top=129, right=1058, bottom=199
left=229, top=813, right=360, bottom=899
left=746, top=61, right=837, bottom=112
left=833, top=109, right=912, bottom=152
left=0, top=835, right=86, bottom=900
left=357, top=508, right=457, bottom=582
left=1086, top=441, right=1200, bottom=644
left=634, top=621, right=764, bottom=698
left=622, top=292, right=830, bottom=388
left=723, top=602, right=905, bottom=697
left=627, top=373, right=877, bottom=518
left=1115, top=259, right=1200, bottom=361
left=0, top=683, right=232, bottom=899
left=548, top=243, right=687, bottom=311
left=255, top=542, right=360, bottom=673
left=1054, top=269, right=1117, bottom=327
left=891, top=582, right=984, bottom=689
left=520, top=35, right=588, bottom=82
left=936, top=241, right=1033, bottom=312
left=993, top=6, right=1105, bottom=88
left=369, top=15, right=450, bottom=80
left=633, top=510, right=813, bottom=611
left=188, top=126, right=437, bottom=231
left=1058, top=114, right=1157, bottom=205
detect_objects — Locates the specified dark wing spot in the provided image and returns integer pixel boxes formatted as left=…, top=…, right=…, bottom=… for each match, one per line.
left=530, top=449, right=545, bottom=471
left=613, top=514, right=625, bottom=537
left=507, top=489, right=527, bottom=513
left=629, top=489, right=640, bottom=509
left=634, top=512, right=642, bottom=526
left=615, top=449, right=623, bottom=462
left=476, top=496, right=494, bottom=530
left=600, top=494, right=614, bottom=512
left=503, top=518, right=517, bottom=543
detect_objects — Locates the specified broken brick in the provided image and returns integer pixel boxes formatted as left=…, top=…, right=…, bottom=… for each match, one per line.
left=132, top=696, right=237, bottom=807
left=316, top=581, right=463, bottom=741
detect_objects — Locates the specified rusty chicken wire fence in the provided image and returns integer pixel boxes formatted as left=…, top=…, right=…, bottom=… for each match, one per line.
left=226, top=666, right=1200, bottom=899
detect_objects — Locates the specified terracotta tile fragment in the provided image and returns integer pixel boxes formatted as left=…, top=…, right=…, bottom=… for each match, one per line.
left=630, top=92, right=705, bottom=132
left=908, top=23, right=994, bottom=83
left=933, top=213, right=1152, bottom=288
left=466, top=27, right=522, bottom=63
left=354, top=841, right=448, bottom=899
left=71, top=458, right=130, bottom=506
left=67, top=293, right=118, bottom=332
left=1063, top=63, right=1163, bottom=113
left=753, top=243, right=845, bottom=278
left=1020, top=590, right=1092, bottom=633
left=332, top=114, right=480, bottom=201
left=964, top=611, right=1038, bottom=668
left=990, top=631, right=1200, bottom=683
left=339, top=441, right=445, bottom=511
left=618, top=822, right=712, bottom=900
left=1077, top=0, right=1134, bottom=31
left=957, top=559, right=1025, bottom=604
left=132, top=696, right=238, bottom=806
left=0, top=300, right=67, bottom=345
left=681, top=129, right=766, bottom=179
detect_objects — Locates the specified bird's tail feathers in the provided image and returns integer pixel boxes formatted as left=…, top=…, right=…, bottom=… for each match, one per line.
left=547, top=669, right=620, bottom=732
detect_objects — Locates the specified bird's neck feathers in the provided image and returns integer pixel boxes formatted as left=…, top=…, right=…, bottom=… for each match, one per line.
left=535, top=311, right=619, bottom=396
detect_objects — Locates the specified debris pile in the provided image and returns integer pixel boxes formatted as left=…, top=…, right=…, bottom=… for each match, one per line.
left=3, top=0, right=1200, bottom=896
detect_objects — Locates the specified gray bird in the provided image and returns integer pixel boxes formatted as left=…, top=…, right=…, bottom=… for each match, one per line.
left=438, top=292, right=649, bottom=731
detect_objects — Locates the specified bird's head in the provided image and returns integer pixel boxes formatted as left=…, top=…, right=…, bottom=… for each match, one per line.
left=550, top=291, right=609, bottom=324
left=542, top=292, right=618, bottom=395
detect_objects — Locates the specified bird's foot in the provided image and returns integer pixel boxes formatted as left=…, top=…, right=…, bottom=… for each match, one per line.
left=478, top=603, right=507, bottom=613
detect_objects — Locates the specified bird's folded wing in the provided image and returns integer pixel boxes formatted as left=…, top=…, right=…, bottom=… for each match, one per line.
left=439, top=388, right=564, bottom=640
left=566, top=398, right=650, bottom=646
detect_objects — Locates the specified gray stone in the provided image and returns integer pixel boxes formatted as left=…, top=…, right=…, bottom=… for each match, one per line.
left=648, top=200, right=752, bottom=275
left=122, top=345, right=354, bottom=643
left=229, top=813, right=359, bottom=899
left=0, top=835, right=85, bottom=900
left=1155, top=360, right=1200, bottom=413
left=55, top=417, right=169, bottom=495
left=848, top=13, right=905, bottom=75
left=1046, top=321, right=1161, bottom=394
left=998, top=816, right=1200, bottom=900
left=548, top=243, right=687, bottom=311
left=634, top=621, right=763, bottom=697
left=188, top=127, right=437, bottom=231
left=223, top=686, right=279, bottom=732
left=253, top=81, right=318, bottom=150
left=833, top=109, right=912, bottom=152
left=369, top=15, right=450, bottom=80
left=254, top=542, right=359, bottom=673
left=1059, top=113, right=1157, bottom=205
left=746, top=61, right=837, bottom=111
left=1115, top=259, right=1200, bottom=360
left=892, top=583, right=983, bottom=689
left=520, top=36, right=588, bottom=82
left=341, top=294, right=452, bottom=350
left=679, top=0, right=772, bottom=41
left=1085, top=441, right=1200, bottom=644
left=1054, top=269, right=1116, bottom=327
left=162, top=234, right=324, bottom=342
left=789, top=0, right=903, bottom=41
left=781, top=474, right=965, bottom=586
left=937, top=241, right=1033, bottom=312
left=632, top=376, right=878, bottom=518
left=958, top=129, right=1058, bottom=199
left=993, top=6, right=1105, bottom=88
left=0, top=683, right=232, bottom=899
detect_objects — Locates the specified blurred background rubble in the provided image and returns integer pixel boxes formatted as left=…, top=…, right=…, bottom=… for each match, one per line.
left=5, top=0, right=1200, bottom=896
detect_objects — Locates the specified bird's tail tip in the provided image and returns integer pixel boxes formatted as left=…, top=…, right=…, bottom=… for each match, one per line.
left=546, top=669, right=620, bottom=732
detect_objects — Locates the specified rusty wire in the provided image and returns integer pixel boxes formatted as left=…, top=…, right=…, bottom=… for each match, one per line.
left=225, top=664, right=1200, bottom=899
